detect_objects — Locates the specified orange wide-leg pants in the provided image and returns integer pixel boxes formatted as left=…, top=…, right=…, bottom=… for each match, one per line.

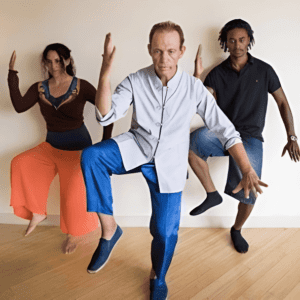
left=10, top=142, right=98, bottom=236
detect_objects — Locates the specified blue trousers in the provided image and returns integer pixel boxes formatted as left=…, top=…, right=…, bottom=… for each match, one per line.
left=190, top=127, right=263, bottom=205
left=81, top=139, right=182, bottom=283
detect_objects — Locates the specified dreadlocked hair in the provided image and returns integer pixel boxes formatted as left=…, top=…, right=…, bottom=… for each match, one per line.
left=218, top=19, right=255, bottom=52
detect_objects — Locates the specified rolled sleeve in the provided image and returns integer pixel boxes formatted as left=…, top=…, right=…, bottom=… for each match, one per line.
left=95, top=76, right=133, bottom=126
left=196, top=81, right=241, bottom=149
left=95, top=106, right=115, bottom=126
left=225, top=137, right=242, bottom=150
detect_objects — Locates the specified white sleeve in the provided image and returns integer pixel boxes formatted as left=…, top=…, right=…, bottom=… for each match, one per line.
left=95, top=76, right=133, bottom=126
left=195, top=80, right=242, bottom=150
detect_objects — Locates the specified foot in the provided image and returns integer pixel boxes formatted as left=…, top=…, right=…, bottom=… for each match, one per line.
left=87, top=225, right=123, bottom=274
left=25, top=213, right=47, bottom=236
left=230, top=226, right=249, bottom=253
left=63, top=234, right=79, bottom=254
left=150, top=279, right=168, bottom=300
left=190, top=191, right=223, bottom=215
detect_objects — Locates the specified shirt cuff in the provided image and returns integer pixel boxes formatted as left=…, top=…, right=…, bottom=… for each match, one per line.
left=225, top=137, right=242, bottom=150
left=95, top=106, right=114, bottom=124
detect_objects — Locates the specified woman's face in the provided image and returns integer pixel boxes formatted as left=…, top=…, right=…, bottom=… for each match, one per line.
left=45, top=50, right=67, bottom=75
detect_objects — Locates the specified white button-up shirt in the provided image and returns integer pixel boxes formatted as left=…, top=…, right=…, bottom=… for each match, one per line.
left=96, top=65, right=241, bottom=193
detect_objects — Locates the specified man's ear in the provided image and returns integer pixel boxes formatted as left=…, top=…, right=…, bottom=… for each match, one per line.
left=179, top=45, right=186, bottom=58
left=148, top=44, right=152, bottom=56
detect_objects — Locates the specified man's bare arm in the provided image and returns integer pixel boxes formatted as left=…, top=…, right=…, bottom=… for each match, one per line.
left=272, top=87, right=300, bottom=162
left=95, top=33, right=116, bottom=117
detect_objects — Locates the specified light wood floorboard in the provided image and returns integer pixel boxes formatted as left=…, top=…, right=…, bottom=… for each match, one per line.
left=1, top=225, right=300, bottom=299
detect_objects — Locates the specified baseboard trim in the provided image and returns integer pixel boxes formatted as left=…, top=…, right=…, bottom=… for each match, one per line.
left=1, top=213, right=299, bottom=228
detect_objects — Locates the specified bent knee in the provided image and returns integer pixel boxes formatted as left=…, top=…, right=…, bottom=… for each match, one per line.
left=81, top=146, right=98, bottom=166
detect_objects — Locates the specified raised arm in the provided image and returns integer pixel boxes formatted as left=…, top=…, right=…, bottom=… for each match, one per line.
left=95, top=33, right=116, bottom=117
left=8, top=51, right=39, bottom=113
left=272, top=87, right=300, bottom=162
left=193, top=44, right=203, bottom=79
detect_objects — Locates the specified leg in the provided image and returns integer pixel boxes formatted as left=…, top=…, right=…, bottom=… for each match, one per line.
left=81, top=139, right=134, bottom=272
left=55, top=148, right=99, bottom=254
left=230, top=203, right=254, bottom=253
left=188, top=150, right=216, bottom=192
left=224, top=136, right=263, bottom=253
left=10, top=142, right=57, bottom=235
left=189, top=127, right=226, bottom=215
left=141, top=163, right=181, bottom=299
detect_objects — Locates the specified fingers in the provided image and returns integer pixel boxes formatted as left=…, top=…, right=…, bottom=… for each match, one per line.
left=232, top=182, right=242, bottom=194
left=251, top=187, right=258, bottom=198
left=244, top=185, right=250, bottom=199
left=104, top=33, right=113, bottom=56
left=289, top=149, right=295, bottom=162
left=291, top=144, right=300, bottom=162
left=196, top=44, right=202, bottom=58
left=111, top=45, right=116, bottom=60
left=295, top=148, right=300, bottom=162
left=9, top=50, right=16, bottom=70
left=281, top=146, right=287, bottom=157
left=258, top=180, right=268, bottom=187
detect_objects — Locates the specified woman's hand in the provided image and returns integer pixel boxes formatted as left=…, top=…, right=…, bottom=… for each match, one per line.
left=9, top=50, right=16, bottom=71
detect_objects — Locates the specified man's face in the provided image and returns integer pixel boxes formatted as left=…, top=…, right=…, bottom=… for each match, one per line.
left=226, top=28, right=250, bottom=59
left=148, top=30, right=185, bottom=81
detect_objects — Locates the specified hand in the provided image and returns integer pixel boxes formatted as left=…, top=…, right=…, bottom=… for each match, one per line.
left=232, top=168, right=268, bottom=199
left=9, top=50, right=16, bottom=71
left=282, top=140, right=300, bottom=162
left=193, top=44, right=203, bottom=79
left=100, top=33, right=116, bottom=79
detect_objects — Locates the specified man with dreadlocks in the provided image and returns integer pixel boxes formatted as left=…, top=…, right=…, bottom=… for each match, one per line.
left=189, top=19, right=300, bottom=253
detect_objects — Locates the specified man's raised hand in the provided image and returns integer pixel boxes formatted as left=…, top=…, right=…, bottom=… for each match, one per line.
left=100, top=33, right=116, bottom=79
left=193, top=44, right=203, bottom=79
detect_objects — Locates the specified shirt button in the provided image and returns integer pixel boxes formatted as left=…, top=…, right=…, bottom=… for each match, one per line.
left=156, top=122, right=160, bottom=126
left=156, top=105, right=161, bottom=109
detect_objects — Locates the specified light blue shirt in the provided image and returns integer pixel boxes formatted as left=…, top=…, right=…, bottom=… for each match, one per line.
left=96, top=64, right=241, bottom=193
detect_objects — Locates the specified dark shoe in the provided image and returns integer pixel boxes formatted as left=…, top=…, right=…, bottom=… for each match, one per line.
left=150, top=279, right=168, bottom=300
left=87, top=225, right=123, bottom=273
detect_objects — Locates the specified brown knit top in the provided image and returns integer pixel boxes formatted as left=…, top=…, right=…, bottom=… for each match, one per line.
left=8, top=70, right=96, bottom=132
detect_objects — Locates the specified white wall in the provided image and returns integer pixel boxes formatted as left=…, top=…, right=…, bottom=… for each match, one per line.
left=1, top=0, right=299, bottom=227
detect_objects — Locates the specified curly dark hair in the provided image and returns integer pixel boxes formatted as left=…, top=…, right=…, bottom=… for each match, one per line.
left=218, top=19, right=255, bottom=52
left=41, top=43, right=76, bottom=78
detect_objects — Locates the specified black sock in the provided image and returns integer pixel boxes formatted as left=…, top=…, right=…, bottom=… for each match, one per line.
left=230, top=226, right=249, bottom=253
left=189, top=191, right=223, bottom=216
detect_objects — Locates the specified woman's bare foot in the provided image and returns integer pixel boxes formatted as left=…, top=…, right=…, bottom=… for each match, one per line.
left=63, top=227, right=102, bottom=254
left=63, top=234, right=79, bottom=254
left=25, top=213, right=47, bottom=236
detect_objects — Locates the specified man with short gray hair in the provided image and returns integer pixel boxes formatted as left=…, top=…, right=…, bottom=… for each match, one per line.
left=81, top=21, right=266, bottom=299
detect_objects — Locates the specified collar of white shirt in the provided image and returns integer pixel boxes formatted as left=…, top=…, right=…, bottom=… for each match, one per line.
left=148, top=64, right=182, bottom=92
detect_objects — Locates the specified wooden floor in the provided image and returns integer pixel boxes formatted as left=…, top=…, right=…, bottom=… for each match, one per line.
left=1, top=225, right=300, bottom=300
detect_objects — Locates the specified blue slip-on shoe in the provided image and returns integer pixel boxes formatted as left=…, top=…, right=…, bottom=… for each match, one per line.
left=87, top=225, right=123, bottom=274
left=150, top=279, right=168, bottom=300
